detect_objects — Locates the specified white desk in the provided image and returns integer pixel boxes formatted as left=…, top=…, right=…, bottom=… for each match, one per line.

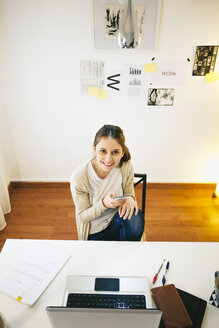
left=0, top=239, right=218, bottom=327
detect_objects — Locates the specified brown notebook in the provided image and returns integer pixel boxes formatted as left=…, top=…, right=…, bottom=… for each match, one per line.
left=151, top=284, right=193, bottom=328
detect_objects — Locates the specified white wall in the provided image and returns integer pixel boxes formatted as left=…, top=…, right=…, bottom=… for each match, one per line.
left=0, top=0, right=219, bottom=183
left=0, top=95, right=19, bottom=183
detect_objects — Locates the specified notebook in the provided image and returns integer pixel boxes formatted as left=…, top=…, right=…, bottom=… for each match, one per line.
left=46, top=275, right=162, bottom=328
left=151, top=285, right=207, bottom=328
left=177, top=288, right=207, bottom=328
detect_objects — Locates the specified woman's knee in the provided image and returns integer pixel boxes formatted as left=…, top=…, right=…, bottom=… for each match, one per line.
left=122, top=209, right=145, bottom=240
left=131, top=209, right=145, bottom=230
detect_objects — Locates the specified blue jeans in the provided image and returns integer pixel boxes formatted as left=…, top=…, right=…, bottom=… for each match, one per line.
left=88, top=209, right=145, bottom=241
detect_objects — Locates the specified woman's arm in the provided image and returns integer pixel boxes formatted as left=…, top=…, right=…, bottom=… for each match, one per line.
left=73, top=184, right=126, bottom=223
left=70, top=172, right=107, bottom=224
left=121, top=161, right=136, bottom=198
left=119, top=161, right=138, bottom=220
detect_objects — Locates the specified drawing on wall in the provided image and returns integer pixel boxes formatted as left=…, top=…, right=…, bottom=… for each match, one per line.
left=107, top=73, right=121, bottom=91
left=104, top=4, right=146, bottom=40
left=93, top=0, right=162, bottom=50
left=80, top=60, right=105, bottom=94
left=147, top=88, right=175, bottom=106
left=104, top=4, right=121, bottom=39
left=192, top=45, right=218, bottom=76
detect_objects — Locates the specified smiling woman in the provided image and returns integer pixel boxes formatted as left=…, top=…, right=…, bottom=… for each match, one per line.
left=70, top=125, right=145, bottom=241
left=92, top=137, right=124, bottom=179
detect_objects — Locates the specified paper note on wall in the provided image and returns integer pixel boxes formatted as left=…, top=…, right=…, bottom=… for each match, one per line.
left=144, top=62, right=157, bottom=72
left=205, top=72, right=219, bottom=83
left=97, top=89, right=109, bottom=99
left=87, top=86, right=100, bottom=96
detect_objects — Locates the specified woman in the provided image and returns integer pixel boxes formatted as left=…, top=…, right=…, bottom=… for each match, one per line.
left=70, top=124, right=145, bottom=241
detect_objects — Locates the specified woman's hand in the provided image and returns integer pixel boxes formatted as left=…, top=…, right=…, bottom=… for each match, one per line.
left=102, top=192, right=126, bottom=209
left=119, top=196, right=138, bottom=220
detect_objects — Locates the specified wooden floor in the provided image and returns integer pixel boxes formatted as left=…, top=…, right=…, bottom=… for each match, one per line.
left=0, top=183, right=219, bottom=251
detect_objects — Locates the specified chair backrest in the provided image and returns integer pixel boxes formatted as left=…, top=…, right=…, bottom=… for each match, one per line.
left=134, top=173, right=147, bottom=216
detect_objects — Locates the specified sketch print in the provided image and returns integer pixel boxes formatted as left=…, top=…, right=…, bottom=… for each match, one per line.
left=127, top=65, right=144, bottom=96
left=192, top=45, right=218, bottom=76
left=104, top=4, right=121, bottom=39
left=148, top=88, right=175, bottom=106
left=129, top=65, right=142, bottom=86
left=80, top=60, right=105, bottom=94
left=125, top=65, right=145, bottom=97
left=104, top=4, right=146, bottom=40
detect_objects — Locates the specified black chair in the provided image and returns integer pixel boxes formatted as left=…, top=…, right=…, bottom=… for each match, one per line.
left=134, top=173, right=147, bottom=216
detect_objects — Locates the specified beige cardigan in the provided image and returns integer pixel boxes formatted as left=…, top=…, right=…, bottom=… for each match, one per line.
left=70, top=160, right=136, bottom=240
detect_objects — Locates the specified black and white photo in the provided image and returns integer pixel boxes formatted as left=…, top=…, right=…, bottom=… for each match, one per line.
left=147, top=88, right=175, bottom=106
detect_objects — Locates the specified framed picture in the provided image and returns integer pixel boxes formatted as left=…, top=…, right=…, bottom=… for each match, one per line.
left=93, top=0, right=162, bottom=50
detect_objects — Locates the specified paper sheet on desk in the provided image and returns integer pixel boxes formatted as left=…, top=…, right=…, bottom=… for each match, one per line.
left=0, top=243, right=71, bottom=306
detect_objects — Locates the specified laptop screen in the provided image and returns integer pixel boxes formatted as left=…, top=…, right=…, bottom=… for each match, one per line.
left=46, top=307, right=162, bottom=328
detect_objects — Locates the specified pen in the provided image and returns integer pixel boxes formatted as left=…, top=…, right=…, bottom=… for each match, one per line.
left=162, top=260, right=170, bottom=286
left=153, top=259, right=165, bottom=284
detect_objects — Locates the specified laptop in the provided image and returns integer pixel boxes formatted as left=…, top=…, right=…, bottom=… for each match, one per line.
left=46, top=307, right=162, bottom=328
left=46, top=275, right=162, bottom=328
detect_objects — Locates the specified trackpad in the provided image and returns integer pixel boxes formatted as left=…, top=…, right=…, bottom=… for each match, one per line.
left=94, top=278, right=120, bottom=291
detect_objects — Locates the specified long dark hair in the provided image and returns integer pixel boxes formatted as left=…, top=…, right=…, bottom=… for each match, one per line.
left=93, top=125, right=131, bottom=167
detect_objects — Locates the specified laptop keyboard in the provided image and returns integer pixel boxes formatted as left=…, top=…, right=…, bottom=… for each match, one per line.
left=67, top=293, right=146, bottom=309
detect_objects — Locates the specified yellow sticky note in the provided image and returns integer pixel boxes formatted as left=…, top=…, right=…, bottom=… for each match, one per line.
left=96, top=89, right=109, bottom=99
left=17, top=296, right=22, bottom=302
left=144, top=62, right=157, bottom=73
left=87, top=86, right=100, bottom=96
left=205, top=72, right=219, bottom=83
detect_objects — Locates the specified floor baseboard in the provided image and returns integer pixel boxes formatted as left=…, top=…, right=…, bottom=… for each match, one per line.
left=10, top=181, right=216, bottom=189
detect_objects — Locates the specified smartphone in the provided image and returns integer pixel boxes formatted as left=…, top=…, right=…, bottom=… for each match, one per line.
left=113, top=195, right=131, bottom=200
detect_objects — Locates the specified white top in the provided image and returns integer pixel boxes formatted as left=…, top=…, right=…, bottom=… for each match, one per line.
left=0, top=239, right=219, bottom=328
left=87, top=162, right=123, bottom=234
